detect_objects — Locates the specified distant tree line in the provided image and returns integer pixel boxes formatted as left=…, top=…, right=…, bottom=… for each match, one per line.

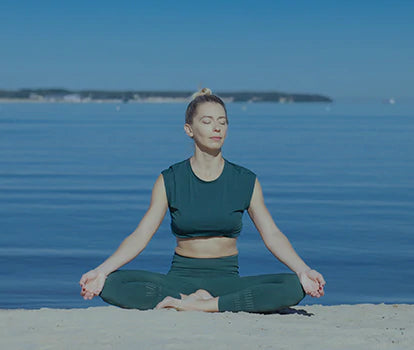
left=0, top=89, right=332, bottom=103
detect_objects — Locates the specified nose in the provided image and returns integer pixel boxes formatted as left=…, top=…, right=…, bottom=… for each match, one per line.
left=213, top=122, right=221, bottom=132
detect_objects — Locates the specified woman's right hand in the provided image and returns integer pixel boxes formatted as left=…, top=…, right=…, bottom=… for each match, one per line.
left=79, top=269, right=107, bottom=300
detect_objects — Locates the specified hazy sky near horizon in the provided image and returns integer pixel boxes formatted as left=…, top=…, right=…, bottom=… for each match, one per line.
left=1, top=0, right=413, bottom=99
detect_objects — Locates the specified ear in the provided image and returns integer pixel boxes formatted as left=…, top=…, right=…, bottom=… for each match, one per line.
left=184, top=123, right=194, bottom=139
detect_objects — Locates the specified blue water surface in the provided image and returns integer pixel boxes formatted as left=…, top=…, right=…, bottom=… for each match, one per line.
left=0, top=101, right=413, bottom=308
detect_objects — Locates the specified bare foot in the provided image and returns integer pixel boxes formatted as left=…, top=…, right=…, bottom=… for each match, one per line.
left=174, top=289, right=214, bottom=301
left=155, top=289, right=218, bottom=312
left=191, top=289, right=214, bottom=300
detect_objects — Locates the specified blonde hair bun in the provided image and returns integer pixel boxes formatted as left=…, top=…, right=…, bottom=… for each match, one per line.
left=190, top=87, right=212, bottom=101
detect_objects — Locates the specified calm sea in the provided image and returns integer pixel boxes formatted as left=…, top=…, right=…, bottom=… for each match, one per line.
left=0, top=101, right=413, bottom=309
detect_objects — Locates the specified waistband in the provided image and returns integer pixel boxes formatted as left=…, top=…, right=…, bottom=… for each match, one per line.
left=167, top=252, right=240, bottom=278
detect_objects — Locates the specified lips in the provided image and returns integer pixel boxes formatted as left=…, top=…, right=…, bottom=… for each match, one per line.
left=210, top=137, right=222, bottom=140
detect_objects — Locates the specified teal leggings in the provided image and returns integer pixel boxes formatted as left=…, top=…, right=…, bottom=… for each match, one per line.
left=100, top=253, right=305, bottom=313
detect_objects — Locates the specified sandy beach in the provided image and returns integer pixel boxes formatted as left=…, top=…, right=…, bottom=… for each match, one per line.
left=1, top=304, right=412, bottom=349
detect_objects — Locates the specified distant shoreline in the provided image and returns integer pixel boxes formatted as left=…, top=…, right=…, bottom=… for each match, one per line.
left=0, top=89, right=333, bottom=103
left=0, top=98, right=332, bottom=104
left=0, top=98, right=190, bottom=104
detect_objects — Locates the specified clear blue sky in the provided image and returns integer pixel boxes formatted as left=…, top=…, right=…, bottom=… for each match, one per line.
left=0, top=0, right=412, bottom=98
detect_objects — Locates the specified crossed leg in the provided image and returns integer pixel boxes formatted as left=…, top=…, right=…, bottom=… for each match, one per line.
left=100, top=269, right=197, bottom=310
left=156, top=273, right=305, bottom=313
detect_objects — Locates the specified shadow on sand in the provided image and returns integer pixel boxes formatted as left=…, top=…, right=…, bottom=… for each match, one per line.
left=260, top=307, right=314, bottom=317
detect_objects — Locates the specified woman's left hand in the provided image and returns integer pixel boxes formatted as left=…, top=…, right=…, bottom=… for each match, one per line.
left=297, top=269, right=326, bottom=298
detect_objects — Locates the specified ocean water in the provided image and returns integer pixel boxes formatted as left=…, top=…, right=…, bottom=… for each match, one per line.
left=0, top=101, right=413, bottom=309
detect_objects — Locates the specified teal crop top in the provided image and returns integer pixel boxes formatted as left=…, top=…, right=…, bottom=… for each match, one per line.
left=161, top=158, right=256, bottom=239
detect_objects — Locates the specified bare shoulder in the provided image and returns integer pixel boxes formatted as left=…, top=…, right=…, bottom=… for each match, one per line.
left=155, top=173, right=165, bottom=187
left=129, top=174, right=168, bottom=240
left=247, top=177, right=269, bottom=217
left=149, top=174, right=168, bottom=208
left=249, top=177, right=264, bottom=205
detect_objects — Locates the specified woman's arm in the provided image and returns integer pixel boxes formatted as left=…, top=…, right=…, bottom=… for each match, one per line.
left=79, top=174, right=168, bottom=297
left=247, top=178, right=326, bottom=296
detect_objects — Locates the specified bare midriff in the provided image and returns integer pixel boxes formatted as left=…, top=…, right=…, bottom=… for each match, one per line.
left=175, top=236, right=238, bottom=258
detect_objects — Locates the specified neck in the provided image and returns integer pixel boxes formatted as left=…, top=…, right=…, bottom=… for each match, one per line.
left=191, top=148, right=224, bottom=174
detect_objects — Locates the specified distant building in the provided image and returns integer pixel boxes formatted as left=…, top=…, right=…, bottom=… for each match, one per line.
left=29, top=93, right=44, bottom=101
left=63, top=94, right=82, bottom=103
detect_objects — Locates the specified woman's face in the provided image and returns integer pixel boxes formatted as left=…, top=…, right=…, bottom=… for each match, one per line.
left=184, top=102, right=228, bottom=152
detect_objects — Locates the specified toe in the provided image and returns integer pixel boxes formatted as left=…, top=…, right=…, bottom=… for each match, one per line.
left=156, top=296, right=179, bottom=310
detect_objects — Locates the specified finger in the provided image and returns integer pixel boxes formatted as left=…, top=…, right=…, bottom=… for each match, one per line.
left=304, top=281, right=317, bottom=293
left=314, top=273, right=326, bottom=286
left=309, top=280, right=319, bottom=291
left=79, top=276, right=88, bottom=286
left=308, top=275, right=319, bottom=284
left=307, top=284, right=320, bottom=295
left=303, top=286, right=312, bottom=294
left=83, top=291, right=93, bottom=299
left=81, top=288, right=91, bottom=298
left=311, top=291, right=321, bottom=298
left=315, top=275, right=324, bottom=285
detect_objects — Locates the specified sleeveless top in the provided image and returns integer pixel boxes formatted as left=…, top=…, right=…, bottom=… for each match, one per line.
left=161, top=158, right=256, bottom=239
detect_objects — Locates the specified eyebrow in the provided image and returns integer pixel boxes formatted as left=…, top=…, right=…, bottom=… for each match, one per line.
left=201, top=115, right=227, bottom=119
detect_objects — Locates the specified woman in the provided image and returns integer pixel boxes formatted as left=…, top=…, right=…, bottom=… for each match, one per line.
left=79, top=88, right=326, bottom=313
